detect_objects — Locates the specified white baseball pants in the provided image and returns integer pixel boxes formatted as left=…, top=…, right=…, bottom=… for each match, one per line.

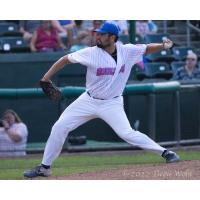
left=42, top=92, right=166, bottom=166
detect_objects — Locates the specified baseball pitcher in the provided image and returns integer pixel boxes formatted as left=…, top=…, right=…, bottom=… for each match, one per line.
left=24, top=22, right=180, bottom=178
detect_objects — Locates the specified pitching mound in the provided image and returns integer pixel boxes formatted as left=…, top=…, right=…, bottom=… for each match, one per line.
left=50, top=160, right=200, bottom=180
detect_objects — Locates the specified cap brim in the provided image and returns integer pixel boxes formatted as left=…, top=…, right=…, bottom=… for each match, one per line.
left=94, top=29, right=108, bottom=34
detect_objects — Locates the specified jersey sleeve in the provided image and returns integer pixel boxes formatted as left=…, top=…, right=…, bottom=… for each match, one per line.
left=125, top=44, right=147, bottom=64
left=67, top=47, right=92, bottom=67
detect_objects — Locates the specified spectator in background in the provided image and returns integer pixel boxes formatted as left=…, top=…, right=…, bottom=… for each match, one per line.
left=67, top=20, right=90, bottom=48
left=106, top=20, right=129, bottom=35
left=172, top=52, right=200, bottom=80
left=30, top=20, right=67, bottom=53
left=69, top=31, right=90, bottom=53
left=51, top=20, right=74, bottom=37
left=136, top=20, right=150, bottom=39
left=0, top=109, right=28, bottom=157
left=89, top=20, right=103, bottom=46
left=19, top=20, right=41, bottom=41
left=136, top=20, right=158, bottom=39
left=68, top=20, right=91, bottom=52
left=148, top=20, right=158, bottom=33
left=82, top=20, right=93, bottom=30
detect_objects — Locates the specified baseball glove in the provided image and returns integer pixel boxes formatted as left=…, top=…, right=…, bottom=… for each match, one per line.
left=40, top=80, right=62, bottom=101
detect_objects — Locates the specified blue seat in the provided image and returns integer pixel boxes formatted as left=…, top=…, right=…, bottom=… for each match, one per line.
left=0, top=37, right=30, bottom=53
left=146, top=49, right=174, bottom=62
left=119, top=35, right=129, bottom=44
left=171, top=61, right=185, bottom=73
left=145, top=33, right=170, bottom=43
left=135, top=34, right=145, bottom=44
left=0, top=22, right=21, bottom=37
left=136, top=62, right=173, bottom=80
left=172, top=47, right=196, bottom=61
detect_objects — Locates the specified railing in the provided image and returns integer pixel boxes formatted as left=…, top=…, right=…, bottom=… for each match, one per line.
left=0, top=82, right=181, bottom=146
left=186, top=20, right=200, bottom=47
left=163, top=20, right=168, bottom=34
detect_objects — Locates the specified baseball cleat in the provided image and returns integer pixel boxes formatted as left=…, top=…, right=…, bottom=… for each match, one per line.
left=162, top=150, right=180, bottom=163
left=23, top=165, right=51, bottom=178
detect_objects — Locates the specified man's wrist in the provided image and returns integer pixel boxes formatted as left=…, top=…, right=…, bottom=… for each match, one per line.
left=162, top=42, right=166, bottom=50
left=41, top=76, right=50, bottom=82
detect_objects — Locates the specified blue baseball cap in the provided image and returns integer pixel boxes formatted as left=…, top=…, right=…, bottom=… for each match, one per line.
left=95, top=22, right=119, bottom=37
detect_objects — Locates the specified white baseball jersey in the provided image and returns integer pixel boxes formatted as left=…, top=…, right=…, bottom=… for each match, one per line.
left=67, top=42, right=146, bottom=99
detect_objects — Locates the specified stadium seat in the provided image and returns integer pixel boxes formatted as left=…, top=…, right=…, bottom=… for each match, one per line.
left=119, top=35, right=129, bottom=44
left=0, top=37, right=30, bottom=53
left=145, top=33, right=170, bottom=43
left=119, top=34, right=144, bottom=45
left=0, top=22, right=22, bottom=37
left=145, top=49, right=174, bottom=62
left=172, top=47, right=196, bottom=61
left=135, top=34, right=145, bottom=44
left=136, top=62, right=173, bottom=80
left=171, top=61, right=185, bottom=73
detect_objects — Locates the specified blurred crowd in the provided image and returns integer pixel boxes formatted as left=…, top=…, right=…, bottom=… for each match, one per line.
left=0, top=20, right=158, bottom=53
left=1, top=20, right=200, bottom=82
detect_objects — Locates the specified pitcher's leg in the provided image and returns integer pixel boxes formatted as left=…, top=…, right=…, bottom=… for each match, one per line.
left=42, top=94, right=97, bottom=166
left=42, top=114, right=94, bottom=166
left=99, top=105, right=166, bottom=155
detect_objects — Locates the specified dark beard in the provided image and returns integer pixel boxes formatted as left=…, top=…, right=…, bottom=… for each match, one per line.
left=97, top=43, right=105, bottom=49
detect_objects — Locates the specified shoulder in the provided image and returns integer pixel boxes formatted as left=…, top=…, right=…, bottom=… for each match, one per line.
left=15, top=122, right=27, bottom=129
left=123, top=43, right=146, bottom=50
left=77, top=46, right=98, bottom=54
left=122, top=43, right=147, bottom=55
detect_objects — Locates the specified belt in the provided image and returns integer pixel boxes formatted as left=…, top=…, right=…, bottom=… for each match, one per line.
left=87, top=91, right=119, bottom=100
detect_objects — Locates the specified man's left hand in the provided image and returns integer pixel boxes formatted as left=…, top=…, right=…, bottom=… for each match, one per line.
left=163, top=38, right=173, bottom=50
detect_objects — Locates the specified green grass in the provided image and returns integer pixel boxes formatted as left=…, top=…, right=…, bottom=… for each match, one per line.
left=0, top=150, right=199, bottom=179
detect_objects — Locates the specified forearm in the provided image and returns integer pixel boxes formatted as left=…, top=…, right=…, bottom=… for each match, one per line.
left=6, top=129, right=22, bottom=143
left=145, top=43, right=164, bottom=55
left=30, top=42, right=36, bottom=52
left=145, top=38, right=173, bottom=55
left=42, top=56, right=71, bottom=81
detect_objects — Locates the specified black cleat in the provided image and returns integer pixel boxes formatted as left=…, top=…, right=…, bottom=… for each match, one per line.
left=162, top=150, right=180, bottom=163
left=23, top=165, right=51, bottom=178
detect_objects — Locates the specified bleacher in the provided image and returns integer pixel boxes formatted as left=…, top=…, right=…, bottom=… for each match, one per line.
left=0, top=20, right=199, bottom=82
left=136, top=33, right=199, bottom=81
left=0, top=22, right=30, bottom=53
left=131, top=21, right=200, bottom=82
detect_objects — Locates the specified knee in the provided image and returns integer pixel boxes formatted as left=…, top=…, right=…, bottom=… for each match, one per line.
left=51, top=119, right=71, bottom=136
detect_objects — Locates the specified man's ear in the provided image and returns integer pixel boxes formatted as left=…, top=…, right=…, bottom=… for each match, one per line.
left=112, top=35, right=118, bottom=42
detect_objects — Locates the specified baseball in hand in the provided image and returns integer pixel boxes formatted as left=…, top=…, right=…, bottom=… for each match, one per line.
left=162, top=38, right=173, bottom=49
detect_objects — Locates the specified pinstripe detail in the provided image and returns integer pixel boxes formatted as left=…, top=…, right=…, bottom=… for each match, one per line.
left=67, top=42, right=146, bottom=99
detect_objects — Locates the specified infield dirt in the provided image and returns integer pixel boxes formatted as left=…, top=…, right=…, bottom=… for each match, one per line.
left=47, top=160, right=200, bottom=180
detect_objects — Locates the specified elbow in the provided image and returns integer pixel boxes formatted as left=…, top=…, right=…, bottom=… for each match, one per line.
left=62, top=55, right=71, bottom=64
left=13, top=135, right=22, bottom=143
left=145, top=45, right=151, bottom=55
